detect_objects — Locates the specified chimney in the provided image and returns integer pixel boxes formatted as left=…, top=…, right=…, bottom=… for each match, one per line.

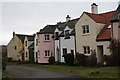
left=13, top=32, right=15, bottom=36
left=66, top=15, right=71, bottom=22
left=91, top=3, right=98, bottom=14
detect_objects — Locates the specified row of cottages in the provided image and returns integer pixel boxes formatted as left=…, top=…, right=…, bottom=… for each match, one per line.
left=34, top=3, right=116, bottom=64
left=7, top=32, right=34, bottom=61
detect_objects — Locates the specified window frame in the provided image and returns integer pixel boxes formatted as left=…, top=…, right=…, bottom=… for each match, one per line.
left=83, top=46, right=90, bottom=54
left=64, top=30, right=70, bottom=39
left=44, top=34, right=50, bottom=41
left=44, top=50, right=50, bottom=57
left=82, top=25, right=89, bottom=34
left=54, top=32, right=59, bottom=40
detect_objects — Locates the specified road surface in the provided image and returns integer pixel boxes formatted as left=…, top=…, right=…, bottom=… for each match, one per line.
left=6, top=66, right=92, bottom=80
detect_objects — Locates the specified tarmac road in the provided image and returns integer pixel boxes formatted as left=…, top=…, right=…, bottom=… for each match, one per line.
left=6, top=66, right=93, bottom=80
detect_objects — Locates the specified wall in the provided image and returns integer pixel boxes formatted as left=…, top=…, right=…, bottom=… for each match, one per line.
left=60, top=36, right=75, bottom=62
left=7, top=35, right=23, bottom=60
left=37, top=34, right=54, bottom=63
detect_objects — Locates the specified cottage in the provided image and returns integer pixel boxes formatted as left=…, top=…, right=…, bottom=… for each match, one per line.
left=24, top=35, right=34, bottom=61
left=75, top=3, right=115, bottom=64
left=7, top=32, right=26, bottom=60
left=54, top=15, right=79, bottom=63
left=36, top=25, right=56, bottom=63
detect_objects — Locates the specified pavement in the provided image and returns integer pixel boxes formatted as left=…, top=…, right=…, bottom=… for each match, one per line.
left=5, top=66, right=93, bottom=80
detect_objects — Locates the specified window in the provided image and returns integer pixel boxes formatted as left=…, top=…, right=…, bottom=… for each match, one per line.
left=54, top=32, right=59, bottom=40
left=82, top=25, right=89, bottom=34
left=45, top=50, right=50, bottom=57
left=15, top=46, right=17, bottom=50
left=45, top=34, right=50, bottom=41
left=36, top=52, right=38, bottom=58
left=26, top=52, right=27, bottom=57
left=83, top=46, right=90, bottom=54
left=65, top=30, right=70, bottom=39
left=63, top=48, right=67, bottom=55
left=25, top=41, right=27, bottom=46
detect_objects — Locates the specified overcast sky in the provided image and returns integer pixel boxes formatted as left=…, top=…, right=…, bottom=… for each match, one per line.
left=0, top=0, right=120, bottom=45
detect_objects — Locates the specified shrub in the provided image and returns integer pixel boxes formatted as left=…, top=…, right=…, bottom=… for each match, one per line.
left=2, top=57, right=7, bottom=71
left=64, top=53, right=74, bottom=66
left=7, top=57, right=13, bottom=62
left=48, top=56, right=55, bottom=64
left=87, top=49, right=97, bottom=66
left=76, top=52, right=87, bottom=66
left=104, top=39, right=120, bottom=66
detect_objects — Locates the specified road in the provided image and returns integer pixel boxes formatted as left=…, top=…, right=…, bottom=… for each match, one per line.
left=6, top=66, right=92, bottom=80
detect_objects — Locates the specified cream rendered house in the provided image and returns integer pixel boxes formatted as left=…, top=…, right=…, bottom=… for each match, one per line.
left=7, top=32, right=26, bottom=61
left=75, top=3, right=115, bottom=64
left=24, top=35, right=34, bottom=61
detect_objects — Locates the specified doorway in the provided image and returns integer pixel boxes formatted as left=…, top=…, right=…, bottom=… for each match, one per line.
left=97, top=45, right=104, bottom=64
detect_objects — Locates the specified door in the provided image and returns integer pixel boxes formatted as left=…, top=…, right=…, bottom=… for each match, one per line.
left=97, top=45, right=104, bottom=64
left=22, top=53, right=25, bottom=61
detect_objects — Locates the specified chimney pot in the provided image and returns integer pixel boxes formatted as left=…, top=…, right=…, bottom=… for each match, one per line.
left=66, top=15, right=71, bottom=22
left=91, top=3, right=98, bottom=14
left=13, top=32, right=15, bottom=36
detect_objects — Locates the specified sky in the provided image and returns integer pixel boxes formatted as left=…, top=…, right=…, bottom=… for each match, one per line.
left=0, top=0, right=120, bottom=45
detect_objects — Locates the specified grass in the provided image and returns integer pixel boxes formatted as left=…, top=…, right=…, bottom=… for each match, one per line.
left=18, top=63, right=120, bottom=78
left=2, top=71, right=13, bottom=80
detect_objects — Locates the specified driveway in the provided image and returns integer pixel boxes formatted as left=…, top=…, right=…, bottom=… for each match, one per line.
left=6, top=66, right=92, bottom=80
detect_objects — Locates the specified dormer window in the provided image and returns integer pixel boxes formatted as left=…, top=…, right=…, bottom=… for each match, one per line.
left=65, top=30, right=70, bottom=39
left=82, top=25, right=89, bottom=34
left=44, top=34, right=50, bottom=41
left=54, top=32, right=59, bottom=40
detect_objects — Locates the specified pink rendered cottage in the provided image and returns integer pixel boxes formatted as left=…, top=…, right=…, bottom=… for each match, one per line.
left=36, top=25, right=57, bottom=63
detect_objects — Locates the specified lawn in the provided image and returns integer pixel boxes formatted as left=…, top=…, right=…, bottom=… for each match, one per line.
left=19, top=64, right=120, bottom=79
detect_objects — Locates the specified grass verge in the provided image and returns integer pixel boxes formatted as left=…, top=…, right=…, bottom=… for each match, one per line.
left=2, top=71, right=13, bottom=80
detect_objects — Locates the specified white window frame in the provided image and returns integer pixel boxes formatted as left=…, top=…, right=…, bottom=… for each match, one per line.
left=82, top=25, right=89, bottom=34
left=45, top=50, right=50, bottom=57
left=44, top=34, right=50, bottom=41
left=83, top=46, right=90, bottom=54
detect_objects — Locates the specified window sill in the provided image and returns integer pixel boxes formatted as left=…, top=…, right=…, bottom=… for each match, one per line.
left=44, top=40, right=50, bottom=42
left=82, top=33, right=90, bottom=36
left=44, top=56, right=50, bottom=58
left=84, top=53, right=91, bottom=56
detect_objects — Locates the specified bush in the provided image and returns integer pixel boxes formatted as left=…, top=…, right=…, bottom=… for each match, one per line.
left=2, top=57, right=7, bottom=71
left=7, top=57, right=13, bottom=62
left=76, top=52, right=87, bottom=66
left=87, top=49, right=97, bottom=66
left=48, top=56, right=55, bottom=64
left=64, top=53, right=74, bottom=66
left=104, top=39, right=120, bottom=66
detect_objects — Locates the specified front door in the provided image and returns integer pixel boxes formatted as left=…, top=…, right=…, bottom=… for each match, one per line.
left=22, top=53, right=25, bottom=61
left=97, top=45, right=104, bottom=64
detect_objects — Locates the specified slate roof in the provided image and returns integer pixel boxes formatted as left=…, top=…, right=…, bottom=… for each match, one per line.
left=27, top=35, right=34, bottom=41
left=57, top=18, right=79, bottom=31
left=37, top=25, right=57, bottom=34
left=16, top=34, right=27, bottom=43
left=16, top=34, right=34, bottom=43
left=110, top=5, right=120, bottom=22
